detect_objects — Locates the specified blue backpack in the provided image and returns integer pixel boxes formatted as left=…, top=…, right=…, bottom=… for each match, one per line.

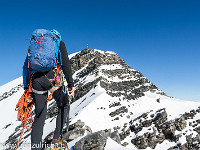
left=28, top=29, right=61, bottom=72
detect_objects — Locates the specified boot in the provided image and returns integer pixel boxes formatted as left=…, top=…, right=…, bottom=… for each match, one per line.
left=51, top=138, right=69, bottom=150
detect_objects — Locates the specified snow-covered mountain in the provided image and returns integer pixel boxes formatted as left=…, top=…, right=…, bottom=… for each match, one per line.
left=0, top=48, right=200, bottom=150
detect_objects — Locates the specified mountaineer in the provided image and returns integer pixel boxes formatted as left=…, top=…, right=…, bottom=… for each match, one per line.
left=22, top=29, right=75, bottom=150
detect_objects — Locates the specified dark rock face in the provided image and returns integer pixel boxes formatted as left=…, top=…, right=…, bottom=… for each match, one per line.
left=62, top=120, right=92, bottom=142
left=132, top=131, right=158, bottom=149
left=73, top=130, right=107, bottom=150
left=46, top=102, right=58, bottom=119
left=130, top=111, right=153, bottom=134
left=169, top=134, right=200, bottom=150
left=109, top=106, right=128, bottom=117
left=109, top=102, right=121, bottom=108
left=175, top=116, right=187, bottom=131
left=65, top=128, right=86, bottom=142
left=119, top=128, right=131, bottom=141
left=131, top=134, right=149, bottom=149
left=72, top=129, right=121, bottom=150
left=194, top=126, right=200, bottom=134
left=161, top=120, right=177, bottom=141
left=154, top=108, right=168, bottom=126
left=74, top=78, right=101, bottom=102
left=68, top=119, right=85, bottom=130
left=110, top=132, right=121, bottom=144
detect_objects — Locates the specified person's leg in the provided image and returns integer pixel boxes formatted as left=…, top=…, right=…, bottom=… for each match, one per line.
left=30, top=70, right=55, bottom=149
left=53, top=105, right=70, bottom=139
left=53, top=87, right=70, bottom=139
left=31, top=80, right=48, bottom=150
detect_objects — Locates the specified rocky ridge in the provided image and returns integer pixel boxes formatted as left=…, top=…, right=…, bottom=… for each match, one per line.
left=70, top=49, right=166, bottom=102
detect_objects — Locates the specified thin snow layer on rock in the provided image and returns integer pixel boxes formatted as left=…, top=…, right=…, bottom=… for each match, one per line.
left=154, top=140, right=177, bottom=150
left=93, top=49, right=116, bottom=55
left=105, top=51, right=117, bottom=55
left=68, top=51, right=80, bottom=59
left=93, top=49, right=105, bottom=54
left=68, top=135, right=85, bottom=149
left=105, top=137, right=136, bottom=150
left=99, top=64, right=136, bottom=82
left=0, top=76, right=23, bottom=96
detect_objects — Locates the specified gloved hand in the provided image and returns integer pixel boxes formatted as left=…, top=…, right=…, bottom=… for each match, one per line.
left=68, top=87, right=75, bottom=97
left=24, top=87, right=28, bottom=93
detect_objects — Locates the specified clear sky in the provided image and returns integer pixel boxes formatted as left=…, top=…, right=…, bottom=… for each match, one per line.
left=0, top=0, right=199, bottom=101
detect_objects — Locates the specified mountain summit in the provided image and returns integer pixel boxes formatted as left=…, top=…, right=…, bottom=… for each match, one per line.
left=0, top=49, right=200, bottom=150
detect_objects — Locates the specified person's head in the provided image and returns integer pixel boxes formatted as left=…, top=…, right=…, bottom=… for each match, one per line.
left=51, top=29, right=61, bottom=40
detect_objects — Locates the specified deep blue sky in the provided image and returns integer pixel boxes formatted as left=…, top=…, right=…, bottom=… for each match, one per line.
left=0, top=0, right=199, bottom=101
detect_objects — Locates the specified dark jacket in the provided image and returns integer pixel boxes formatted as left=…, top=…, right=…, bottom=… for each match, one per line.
left=23, top=41, right=74, bottom=89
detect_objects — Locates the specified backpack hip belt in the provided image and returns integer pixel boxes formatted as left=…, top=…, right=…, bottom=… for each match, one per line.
left=31, top=84, right=60, bottom=95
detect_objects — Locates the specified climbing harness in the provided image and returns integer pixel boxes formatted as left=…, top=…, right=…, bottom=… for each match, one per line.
left=31, top=65, right=66, bottom=99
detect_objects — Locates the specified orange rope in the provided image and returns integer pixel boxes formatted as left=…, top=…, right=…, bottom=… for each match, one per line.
left=15, top=92, right=34, bottom=150
left=15, top=70, right=34, bottom=150
left=15, top=125, right=25, bottom=150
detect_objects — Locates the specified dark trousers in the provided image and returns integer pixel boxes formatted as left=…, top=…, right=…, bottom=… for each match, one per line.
left=30, top=70, right=70, bottom=150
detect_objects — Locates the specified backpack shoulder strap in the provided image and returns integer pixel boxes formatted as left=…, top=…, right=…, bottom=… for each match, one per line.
left=55, top=39, right=62, bottom=65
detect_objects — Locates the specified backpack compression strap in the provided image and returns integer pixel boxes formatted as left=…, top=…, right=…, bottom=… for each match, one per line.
left=51, top=29, right=62, bottom=66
